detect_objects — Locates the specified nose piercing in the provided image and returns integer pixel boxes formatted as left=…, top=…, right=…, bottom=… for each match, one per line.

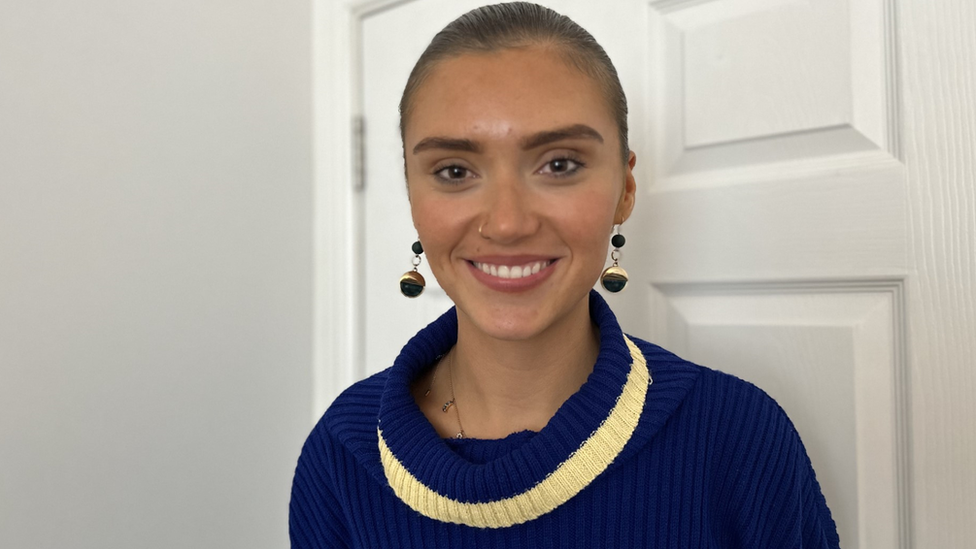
left=479, top=223, right=490, bottom=240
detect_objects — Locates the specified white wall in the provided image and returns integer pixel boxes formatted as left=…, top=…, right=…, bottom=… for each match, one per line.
left=0, top=2, right=313, bottom=547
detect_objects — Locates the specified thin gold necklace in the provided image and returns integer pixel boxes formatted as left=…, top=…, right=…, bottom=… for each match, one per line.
left=425, top=350, right=465, bottom=438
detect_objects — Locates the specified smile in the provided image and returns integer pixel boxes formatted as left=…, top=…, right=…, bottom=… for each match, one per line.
left=471, top=260, right=554, bottom=279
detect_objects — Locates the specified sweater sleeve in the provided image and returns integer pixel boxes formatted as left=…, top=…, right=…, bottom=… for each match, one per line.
left=289, top=423, right=352, bottom=549
left=717, top=376, right=842, bottom=549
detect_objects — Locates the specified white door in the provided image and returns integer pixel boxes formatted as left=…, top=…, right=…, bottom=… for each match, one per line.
left=323, top=0, right=976, bottom=547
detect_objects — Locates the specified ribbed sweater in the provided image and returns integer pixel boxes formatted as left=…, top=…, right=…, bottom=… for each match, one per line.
left=290, top=291, right=841, bottom=548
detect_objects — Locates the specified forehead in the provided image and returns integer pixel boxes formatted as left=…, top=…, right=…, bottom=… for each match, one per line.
left=405, top=46, right=614, bottom=144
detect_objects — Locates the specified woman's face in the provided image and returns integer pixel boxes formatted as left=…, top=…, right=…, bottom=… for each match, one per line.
left=404, top=46, right=636, bottom=341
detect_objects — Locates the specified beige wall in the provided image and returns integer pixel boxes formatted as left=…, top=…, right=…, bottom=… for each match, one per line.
left=0, top=2, right=312, bottom=547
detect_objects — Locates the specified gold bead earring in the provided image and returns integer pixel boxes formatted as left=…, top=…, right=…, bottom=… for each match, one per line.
left=601, top=227, right=628, bottom=293
left=399, top=240, right=426, bottom=298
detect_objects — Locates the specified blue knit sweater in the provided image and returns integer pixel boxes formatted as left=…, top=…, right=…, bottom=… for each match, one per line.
left=290, top=292, right=841, bottom=548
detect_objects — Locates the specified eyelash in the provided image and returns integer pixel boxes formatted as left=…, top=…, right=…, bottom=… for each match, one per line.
left=432, top=155, right=586, bottom=183
left=433, top=165, right=471, bottom=183
left=540, top=155, right=586, bottom=178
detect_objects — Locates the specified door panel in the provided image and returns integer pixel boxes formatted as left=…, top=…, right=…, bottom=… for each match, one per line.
left=653, top=282, right=903, bottom=548
left=639, top=1, right=908, bottom=547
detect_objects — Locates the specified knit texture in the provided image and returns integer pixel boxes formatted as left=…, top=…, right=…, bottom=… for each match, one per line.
left=290, top=291, right=841, bottom=548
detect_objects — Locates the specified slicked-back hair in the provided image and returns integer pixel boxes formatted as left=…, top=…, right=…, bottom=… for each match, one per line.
left=399, top=2, right=630, bottom=165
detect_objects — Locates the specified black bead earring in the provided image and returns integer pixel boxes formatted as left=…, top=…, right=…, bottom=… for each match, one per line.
left=399, top=240, right=426, bottom=298
left=601, top=227, right=628, bottom=293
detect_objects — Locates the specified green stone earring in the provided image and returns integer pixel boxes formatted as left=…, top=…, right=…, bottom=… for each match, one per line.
left=601, top=228, right=628, bottom=293
left=399, top=240, right=426, bottom=298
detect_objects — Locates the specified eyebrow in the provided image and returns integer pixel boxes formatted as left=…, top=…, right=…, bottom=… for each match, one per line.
left=411, top=124, right=604, bottom=155
left=412, top=137, right=480, bottom=154
left=520, top=124, right=604, bottom=150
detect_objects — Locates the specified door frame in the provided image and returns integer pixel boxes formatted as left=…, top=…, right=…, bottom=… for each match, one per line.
left=312, top=0, right=412, bottom=418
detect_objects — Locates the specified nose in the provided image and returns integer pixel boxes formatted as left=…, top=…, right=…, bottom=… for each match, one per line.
left=479, top=170, right=539, bottom=244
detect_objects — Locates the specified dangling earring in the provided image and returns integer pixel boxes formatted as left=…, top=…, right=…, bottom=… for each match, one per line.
left=399, top=240, right=426, bottom=298
left=601, top=227, right=628, bottom=293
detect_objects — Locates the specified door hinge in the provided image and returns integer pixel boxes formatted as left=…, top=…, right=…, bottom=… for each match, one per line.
left=353, top=115, right=366, bottom=191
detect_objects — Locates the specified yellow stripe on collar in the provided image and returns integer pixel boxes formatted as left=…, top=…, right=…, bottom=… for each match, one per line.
left=378, top=335, right=650, bottom=528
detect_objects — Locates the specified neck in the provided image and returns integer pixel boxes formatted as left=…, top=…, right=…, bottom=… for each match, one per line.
left=449, top=295, right=600, bottom=439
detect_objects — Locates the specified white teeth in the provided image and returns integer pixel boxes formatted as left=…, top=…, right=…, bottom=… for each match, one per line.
left=473, top=260, right=551, bottom=279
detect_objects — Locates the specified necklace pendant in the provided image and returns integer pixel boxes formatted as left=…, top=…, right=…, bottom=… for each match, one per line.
left=455, top=431, right=464, bottom=439
left=442, top=399, right=454, bottom=413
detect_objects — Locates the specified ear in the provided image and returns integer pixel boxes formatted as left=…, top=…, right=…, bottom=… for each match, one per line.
left=614, top=151, right=637, bottom=224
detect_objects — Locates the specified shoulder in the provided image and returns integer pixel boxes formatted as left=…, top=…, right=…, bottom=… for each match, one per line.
left=625, top=337, right=839, bottom=544
left=291, top=372, right=391, bottom=548
left=616, top=334, right=796, bottom=465
left=609, top=334, right=819, bottom=513
left=321, top=368, right=389, bottom=433
left=626, top=334, right=799, bottom=447
left=295, top=369, right=390, bottom=482
left=697, top=363, right=790, bottom=422
left=632, top=335, right=785, bottom=409
left=316, top=367, right=389, bottom=443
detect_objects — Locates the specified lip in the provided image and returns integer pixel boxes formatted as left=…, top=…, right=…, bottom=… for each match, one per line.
left=465, top=256, right=558, bottom=293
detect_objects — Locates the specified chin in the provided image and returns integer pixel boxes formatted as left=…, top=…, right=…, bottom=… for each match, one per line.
left=448, top=279, right=592, bottom=341
left=460, top=301, right=551, bottom=342
left=475, top=320, right=547, bottom=342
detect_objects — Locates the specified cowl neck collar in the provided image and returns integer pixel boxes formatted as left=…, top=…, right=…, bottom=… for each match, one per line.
left=376, top=291, right=651, bottom=528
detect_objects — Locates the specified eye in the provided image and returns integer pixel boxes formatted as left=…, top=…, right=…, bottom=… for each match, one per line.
left=539, top=156, right=585, bottom=177
left=433, top=164, right=471, bottom=182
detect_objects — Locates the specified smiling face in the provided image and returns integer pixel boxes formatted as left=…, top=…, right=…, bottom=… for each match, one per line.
left=404, top=45, right=636, bottom=342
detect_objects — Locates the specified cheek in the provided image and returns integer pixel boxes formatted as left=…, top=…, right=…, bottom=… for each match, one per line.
left=557, top=189, right=619, bottom=250
left=409, top=192, right=466, bottom=258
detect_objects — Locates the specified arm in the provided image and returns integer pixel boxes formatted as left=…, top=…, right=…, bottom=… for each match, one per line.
left=715, top=379, right=841, bottom=548
left=289, top=424, right=352, bottom=549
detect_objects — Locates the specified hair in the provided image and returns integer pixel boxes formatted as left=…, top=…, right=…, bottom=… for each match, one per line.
left=398, top=2, right=630, bottom=164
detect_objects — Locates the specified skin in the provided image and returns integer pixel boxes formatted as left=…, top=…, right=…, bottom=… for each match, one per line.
left=404, top=45, right=637, bottom=439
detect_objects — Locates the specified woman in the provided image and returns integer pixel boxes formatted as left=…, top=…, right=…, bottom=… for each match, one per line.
left=291, top=3, right=840, bottom=547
